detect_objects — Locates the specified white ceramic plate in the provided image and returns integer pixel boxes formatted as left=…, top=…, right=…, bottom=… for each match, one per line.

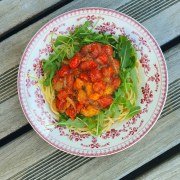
left=18, top=7, right=168, bottom=157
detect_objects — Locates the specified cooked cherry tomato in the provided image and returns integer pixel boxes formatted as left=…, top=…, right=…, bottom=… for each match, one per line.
left=112, top=78, right=121, bottom=89
left=84, top=82, right=93, bottom=96
left=78, top=89, right=87, bottom=102
left=102, top=45, right=113, bottom=56
left=65, top=106, right=76, bottom=120
left=58, top=65, right=70, bottom=77
left=90, top=43, right=102, bottom=58
left=113, top=59, right=120, bottom=69
left=57, top=89, right=68, bottom=100
left=98, top=96, right=113, bottom=108
left=56, top=98, right=66, bottom=111
left=111, top=59, right=120, bottom=74
left=73, top=78, right=84, bottom=90
left=101, top=66, right=114, bottom=77
left=52, top=75, right=59, bottom=84
left=66, top=74, right=74, bottom=88
left=79, top=73, right=89, bottom=81
left=104, top=85, right=114, bottom=95
left=81, top=105, right=99, bottom=117
left=89, top=93, right=101, bottom=101
left=81, top=44, right=92, bottom=55
left=96, top=54, right=108, bottom=64
left=80, top=60, right=98, bottom=70
left=93, top=81, right=106, bottom=92
left=76, top=102, right=84, bottom=113
left=90, top=69, right=102, bottom=82
left=69, top=53, right=81, bottom=69
left=53, top=80, right=63, bottom=91
left=72, top=68, right=80, bottom=76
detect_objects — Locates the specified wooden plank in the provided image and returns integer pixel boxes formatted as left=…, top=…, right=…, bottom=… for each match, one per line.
left=0, top=0, right=69, bottom=36
left=142, top=1, right=180, bottom=46
left=0, top=1, right=179, bottom=75
left=137, top=154, right=180, bottom=180
left=0, top=109, right=179, bottom=180
left=0, top=43, right=179, bottom=140
left=0, top=95, right=27, bottom=139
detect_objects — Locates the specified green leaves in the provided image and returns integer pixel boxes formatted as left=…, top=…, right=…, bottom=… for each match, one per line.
left=116, top=36, right=137, bottom=69
left=129, top=68, right=138, bottom=96
left=58, top=119, right=85, bottom=128
left=42, top=59, right=58, bottom=86
left=126, top=106, right=141, bottom=119
left=58, top=112, right=105, bottom=136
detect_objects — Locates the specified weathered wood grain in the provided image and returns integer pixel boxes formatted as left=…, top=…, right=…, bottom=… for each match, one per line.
left=0, top=130, right=55, bottom=180
left=142, top=1, right=180, bottom=46
left=0, top=109, right=179, bottom=180
left=0, top=1, right=179, bottom=75
left=0, top=0, right=69, bottom=36
left=0, top=95, right=27, bottom=139
left=137, top=154, right=180, bottom=180
left=0, top=43, right=179, bottom=140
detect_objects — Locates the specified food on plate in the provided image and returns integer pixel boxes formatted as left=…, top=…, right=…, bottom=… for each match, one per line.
left=41, top=21, right=140, bottom=135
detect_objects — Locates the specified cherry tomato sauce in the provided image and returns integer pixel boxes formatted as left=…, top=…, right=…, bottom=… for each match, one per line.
left=52, top=43, right=121, bottom=119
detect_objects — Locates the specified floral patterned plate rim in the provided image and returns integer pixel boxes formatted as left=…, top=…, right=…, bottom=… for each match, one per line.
left=18, top=7, right=168, bottom=157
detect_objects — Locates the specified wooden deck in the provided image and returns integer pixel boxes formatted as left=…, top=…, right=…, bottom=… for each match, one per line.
left=0, top=0, right=179, bottom=179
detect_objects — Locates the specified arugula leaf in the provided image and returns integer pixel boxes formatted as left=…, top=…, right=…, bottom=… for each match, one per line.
left=42, top=60, right=58, bottom=86
left=95, top=112, right=105, bottom=135
left=54, top=36, right=71, bottom=47
left=126, top=106, right=141, bottom=119
left=116, top=36, right=137, bottom=69
left=106, top=102, right=121, bottom=118
left=130, top=68, right=138, bottom=96
left=59, top=113, right=69, bottom=121
left=58, top=119, right=85, bottom=128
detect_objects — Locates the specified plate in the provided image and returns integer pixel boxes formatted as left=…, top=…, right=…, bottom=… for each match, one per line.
left=18, top=7, right=168, bottom=157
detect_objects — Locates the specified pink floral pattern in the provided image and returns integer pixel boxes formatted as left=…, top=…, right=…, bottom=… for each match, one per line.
left=35, top=88, right=45, bottom=107
left=101, top=129, right=121, bottom=139
left=26, top=70, right=37, bottom=97
left=18, top=8, right=167, bottom=157
left=33, top=110, right=46, bottom=126
left=69, top=131, right=90, bottom=141
left=39, top=44, right=53, bottom=55
left=81, top=137, right=110, bottom=148
left=140, top=54, right=151, bottom=75
left=55, top=126, right=69, bottom=136
left=33, top=58, right=44, bottom=78
left=96, top=22, right=116, bottom=34
left=148, top=64, right=160, bottom=91
left=43, top=24, right=66, bottom=41
left=132, top=31, right=151, bottom=52
left=141, top=83, right=153, bottom=104
left=77, top=15, right=104, bottom=22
